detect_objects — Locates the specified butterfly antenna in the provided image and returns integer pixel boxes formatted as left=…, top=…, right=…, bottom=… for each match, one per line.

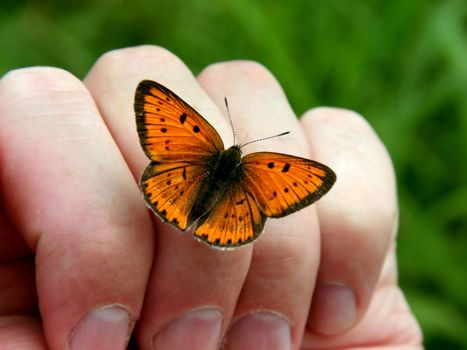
left=239, top=131, right=290, bottom=148
left=224, top=97, right=236, bottom=146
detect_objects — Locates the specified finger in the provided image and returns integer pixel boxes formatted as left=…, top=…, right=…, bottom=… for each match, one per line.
left=0, top=68, right=153, bottom=350
left=0, top=259, right=36, bottom=315
left=84, top=46, right=252, bottom=350
left=1, top=195, right=41, bottom=347
left=0, top=316, right=46, bottom=350
left=301, top=108, right=397, bottom=335
left=197, top=61, right=321, bottom=350
left=0, top=203, right=35, bottom=315
left=0, top=207, right=31, bottom=261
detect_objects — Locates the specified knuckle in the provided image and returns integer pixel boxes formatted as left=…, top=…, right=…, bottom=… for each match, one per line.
left=0, top=67, right=89, bottom=121
left=1, top=66, right=81, bottom=94
left=92, top=45, right=184, bottom=74
left=200, top=60, right=277, bottom=86
left=303, top=107, right=370, bottom=129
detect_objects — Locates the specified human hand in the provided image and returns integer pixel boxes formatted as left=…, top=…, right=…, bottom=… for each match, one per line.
left=0, top=46, right=422, bottom=349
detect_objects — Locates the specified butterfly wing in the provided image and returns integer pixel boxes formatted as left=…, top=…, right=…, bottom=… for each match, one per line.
left=193, top=152, right=335, bottom=248
left=135, top=80, right=227, bottom=230
left=193, top=181, right=266, bottom=248
left=135, top=80, right=224, bottom=162
left=141, top=161, right=209, bottom=231
left=241, top=152, right=336, bottom=217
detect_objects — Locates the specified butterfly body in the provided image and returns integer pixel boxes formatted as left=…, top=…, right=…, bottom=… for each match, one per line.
left=135, top=80, right=336, bottom=249
left=186, top=145, right=243, bottom=226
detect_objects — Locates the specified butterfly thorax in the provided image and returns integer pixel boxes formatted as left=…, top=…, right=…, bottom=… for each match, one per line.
left=211, top=146, right=242, bottom=181
left=188, top=146, right=243, bottom=222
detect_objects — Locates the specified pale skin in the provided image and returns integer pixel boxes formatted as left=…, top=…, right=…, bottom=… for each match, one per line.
left=0, top=46, right=422, bottom=350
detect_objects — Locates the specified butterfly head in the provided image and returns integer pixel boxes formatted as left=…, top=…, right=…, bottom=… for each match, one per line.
left=223, top=145, right=242, bottom=166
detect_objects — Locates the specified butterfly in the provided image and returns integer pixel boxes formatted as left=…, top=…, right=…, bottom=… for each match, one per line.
left=134, top=80, right=336, bottom=249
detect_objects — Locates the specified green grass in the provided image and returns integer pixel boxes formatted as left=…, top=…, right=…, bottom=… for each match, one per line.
left=1, top=1, right=466, bottom=348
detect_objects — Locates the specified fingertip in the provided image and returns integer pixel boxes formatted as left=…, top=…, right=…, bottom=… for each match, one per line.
left=307, top=283, right=357, bottom=335
left=70, top=306, right=132, bottom=350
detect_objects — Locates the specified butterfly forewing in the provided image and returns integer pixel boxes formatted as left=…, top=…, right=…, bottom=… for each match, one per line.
left=141, top=161, right=209, bottom=230
left=194, top=182, right=266, bottom=248
left=241, top=152, right=336, bottom=217
left=135, top=80, right=224, bottom=162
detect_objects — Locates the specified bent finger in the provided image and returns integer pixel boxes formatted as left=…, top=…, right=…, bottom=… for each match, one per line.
left=85, top=46, right=253, bottom=350
left=301, top=108, right=397, bottom=335
left=0, top=68, right=153, bottom=349
left=198, top=61, right=322, bottom=350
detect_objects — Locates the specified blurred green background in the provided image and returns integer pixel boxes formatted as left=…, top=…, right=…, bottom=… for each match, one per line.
left=1, top=0, right=466, bottom=348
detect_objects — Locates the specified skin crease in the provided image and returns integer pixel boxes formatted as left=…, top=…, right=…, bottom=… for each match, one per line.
left=0, top=46, right=422, bottom=350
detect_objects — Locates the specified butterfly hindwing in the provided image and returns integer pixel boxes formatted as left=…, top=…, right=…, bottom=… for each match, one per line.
left=194, top=181, right=266, bottom=248
left=241, top=152, right=336, bottom=217
left=135, top=80, right=224, bottom=162
left=141, top=161, right=208, bottom=231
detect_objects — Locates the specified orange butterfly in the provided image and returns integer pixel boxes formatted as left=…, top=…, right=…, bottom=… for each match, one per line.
left=135, top=80, right=336, bottom=248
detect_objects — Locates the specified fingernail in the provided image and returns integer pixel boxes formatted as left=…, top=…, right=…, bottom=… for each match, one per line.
left=152, top=308, right=223, bottom=350
left=225, top=312, right=291, bottom=350
left=308, top=282, right=357, bottom=335
left=70, top=305, right=130, bottom=350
